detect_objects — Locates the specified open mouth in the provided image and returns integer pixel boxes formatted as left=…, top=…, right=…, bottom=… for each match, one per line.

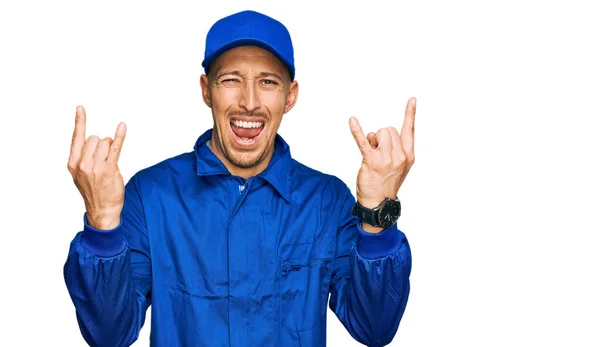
left=230, top=119, right=265, bottom=146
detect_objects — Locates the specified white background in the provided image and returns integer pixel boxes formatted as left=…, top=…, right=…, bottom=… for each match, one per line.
left=1, top=0, right=599, bottom=346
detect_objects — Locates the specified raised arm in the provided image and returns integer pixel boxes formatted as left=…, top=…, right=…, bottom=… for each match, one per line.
left=63, top=106, right=151, bottom=346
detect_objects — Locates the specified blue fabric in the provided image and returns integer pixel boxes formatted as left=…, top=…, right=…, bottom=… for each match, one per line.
left=80, top=214, right=126, bottom=257
left=201, top=10, right=296, bottom=81
left=63, top=129, right=411, bottom=347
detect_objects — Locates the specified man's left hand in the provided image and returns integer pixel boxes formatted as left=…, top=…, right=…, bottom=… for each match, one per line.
left=349, top=97, right=416, bottom=233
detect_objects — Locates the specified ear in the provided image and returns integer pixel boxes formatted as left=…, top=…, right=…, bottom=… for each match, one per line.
left=283, top=80, right=299, bottom=114
left=200, top=74, right=212, bottom=108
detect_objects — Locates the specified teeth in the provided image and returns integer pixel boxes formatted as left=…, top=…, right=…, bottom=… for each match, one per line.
left=232, top=120, right=263, bottom=129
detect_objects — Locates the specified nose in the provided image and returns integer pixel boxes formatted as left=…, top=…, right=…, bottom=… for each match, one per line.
left=239, top=80, right=260, bottom=114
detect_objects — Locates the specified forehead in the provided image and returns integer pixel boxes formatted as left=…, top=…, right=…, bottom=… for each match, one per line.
left=211, top=46, right=287, bottom=75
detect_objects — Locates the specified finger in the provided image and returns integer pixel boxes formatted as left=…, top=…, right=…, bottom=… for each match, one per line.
left=69, top=105, right=87, bottom=162
left=401, top=97, right=416, bottom=153
left=94, top=137, right=112, bottom=164
left=80, top=135, right=100, bottom=170
left=388, top=126, right=402, bottom=152
left=107, top=122, right=127, bottom=166
left=387, top=126, right=406, bottom=163
left=349, top=116, right=371, bottom=156
left=367, top=132, right=377, bottom=148
left=374, top=127, right=392, bottom=151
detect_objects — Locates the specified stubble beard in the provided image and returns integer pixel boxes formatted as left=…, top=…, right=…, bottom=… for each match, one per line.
left=214, top=125, right=272, bottom=169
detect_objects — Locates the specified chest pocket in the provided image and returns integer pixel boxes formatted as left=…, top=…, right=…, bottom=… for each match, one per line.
left=278, top=243, right=333, bottom=332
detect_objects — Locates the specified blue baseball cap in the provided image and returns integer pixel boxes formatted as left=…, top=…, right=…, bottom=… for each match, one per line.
left=201, top=10, right=295, bottom=81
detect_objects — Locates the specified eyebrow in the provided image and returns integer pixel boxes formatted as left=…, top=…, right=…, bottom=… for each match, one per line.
left=258, top=72, right=284, bottom=82
left=216, top=70, right=243, bottom=80
left=216, top=70, right=284, bottom=82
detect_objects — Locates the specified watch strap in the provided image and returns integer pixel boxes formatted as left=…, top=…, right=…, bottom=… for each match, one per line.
left=351, top=202, right=380, bottom=227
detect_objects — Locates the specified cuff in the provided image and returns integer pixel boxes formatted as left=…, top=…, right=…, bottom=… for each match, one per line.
left=81, top=213, right=127, bottom=257
left=355, top=221, right=403, bottom=259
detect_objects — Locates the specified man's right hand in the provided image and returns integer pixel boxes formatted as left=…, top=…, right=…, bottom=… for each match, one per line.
left=67, top=105, right=127, bottom=230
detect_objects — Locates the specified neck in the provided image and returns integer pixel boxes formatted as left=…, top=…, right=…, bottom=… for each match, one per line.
left=207, top=139, right=274, bottom=180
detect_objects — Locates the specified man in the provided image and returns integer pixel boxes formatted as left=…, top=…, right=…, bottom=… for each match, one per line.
left=64, top=9, right=414, bottom=347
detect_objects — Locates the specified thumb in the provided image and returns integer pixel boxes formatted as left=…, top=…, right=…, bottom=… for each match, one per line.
left=349, top=116, right=370, bottom=157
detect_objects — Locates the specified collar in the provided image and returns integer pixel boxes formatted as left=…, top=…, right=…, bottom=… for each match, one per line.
left=194, top=128, right=292, bottom=202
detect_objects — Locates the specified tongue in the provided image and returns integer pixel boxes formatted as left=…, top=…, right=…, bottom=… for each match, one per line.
left=232, top=124, right=262, bottom=139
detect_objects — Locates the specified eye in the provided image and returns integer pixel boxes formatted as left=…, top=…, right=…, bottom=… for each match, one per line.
left=261, top=79, right=278, bottom=85
left=220, top=78, right=241, bottom=86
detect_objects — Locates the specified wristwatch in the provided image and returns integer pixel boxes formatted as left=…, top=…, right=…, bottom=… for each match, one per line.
left=351, top=197, right=401, bottom=229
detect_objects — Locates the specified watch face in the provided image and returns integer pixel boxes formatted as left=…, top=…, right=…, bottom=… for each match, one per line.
left=379, top=200, right=401, bottom=228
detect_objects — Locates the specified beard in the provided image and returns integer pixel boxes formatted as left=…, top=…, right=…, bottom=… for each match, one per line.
left=220, top=135, right=272, bottom=169
left=213, top=109, right=274, bottom=169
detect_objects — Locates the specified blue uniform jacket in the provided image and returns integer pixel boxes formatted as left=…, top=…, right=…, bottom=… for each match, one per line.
left=64, top=129, right=411, bottom=346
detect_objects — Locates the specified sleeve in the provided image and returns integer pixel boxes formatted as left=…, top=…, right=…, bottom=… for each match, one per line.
left=63, top=175, right=152, bottom=347
left=329, top=181, right=412, bottom=347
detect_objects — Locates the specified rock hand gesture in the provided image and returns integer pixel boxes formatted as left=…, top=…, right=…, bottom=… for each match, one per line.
left=67, top=106, right=127, bottom=230
left=349, top=97, right=416, bottom=233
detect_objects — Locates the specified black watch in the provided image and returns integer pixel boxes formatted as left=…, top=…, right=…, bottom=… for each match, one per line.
left=351, top=197, right=401, bottom=229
